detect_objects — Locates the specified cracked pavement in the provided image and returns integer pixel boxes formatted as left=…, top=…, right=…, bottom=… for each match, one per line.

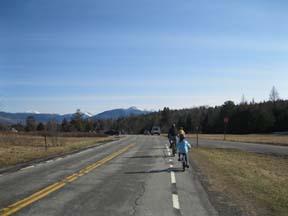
left=0, top=136, right=217, bottom=216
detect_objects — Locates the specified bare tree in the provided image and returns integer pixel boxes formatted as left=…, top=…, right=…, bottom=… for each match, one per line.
left=46, top=118, right=59, bottom=146
left=269, top=86, right=280, bottom=102
left=240, top=94, right=247, bottom=105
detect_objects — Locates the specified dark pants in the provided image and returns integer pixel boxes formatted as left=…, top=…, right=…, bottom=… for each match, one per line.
left=169, top=137, right=176, bottom=149
left=179, top=153, right=188, bottom=165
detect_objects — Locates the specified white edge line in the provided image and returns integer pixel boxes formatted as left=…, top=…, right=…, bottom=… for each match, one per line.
left=172, top=194, right=180, bottom=210
left=171, top=171, right=176, bottom=184
left=21, top=165, right=35, bottom=171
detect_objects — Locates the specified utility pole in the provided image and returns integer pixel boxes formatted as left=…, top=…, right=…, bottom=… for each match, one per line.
left=44, top=135, right=48, bottom=151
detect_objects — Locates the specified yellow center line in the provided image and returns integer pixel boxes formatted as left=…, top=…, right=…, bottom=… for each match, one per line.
left=0, top=144, right=134, bottom=216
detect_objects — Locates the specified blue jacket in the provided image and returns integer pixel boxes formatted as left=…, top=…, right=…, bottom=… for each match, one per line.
left=177, top=139, right=191, bottom=153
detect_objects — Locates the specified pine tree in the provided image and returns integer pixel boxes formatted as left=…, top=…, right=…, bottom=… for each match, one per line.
left=26, top=116, right=37, bottom=131
left=71, top=109, right=84, bottom=131
left=37, top=122, right=45, bottom=131
left=61, top=118, right=70, bottom=132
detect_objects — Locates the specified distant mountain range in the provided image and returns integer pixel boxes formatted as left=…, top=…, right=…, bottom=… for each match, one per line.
left=92, top=107, right=150, bottom=120
left=0, top=107, right=151, bottom=125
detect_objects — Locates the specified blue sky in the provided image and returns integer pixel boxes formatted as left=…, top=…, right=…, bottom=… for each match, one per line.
left=1, top=0, right=288, bottom=114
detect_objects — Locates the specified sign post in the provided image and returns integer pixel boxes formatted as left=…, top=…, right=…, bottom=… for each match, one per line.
left=224, top=117, right=229, bottom=141
left=196, top=126, right=199, bottom=148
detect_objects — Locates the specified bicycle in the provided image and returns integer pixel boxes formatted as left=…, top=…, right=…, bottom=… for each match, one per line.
left=179, top=153, right=188, bottom=171
left=169, top=137, right=177, bottom=157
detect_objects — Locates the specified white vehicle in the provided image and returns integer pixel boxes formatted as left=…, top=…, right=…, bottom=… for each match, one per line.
left=151, top=126, right=161, bottom=135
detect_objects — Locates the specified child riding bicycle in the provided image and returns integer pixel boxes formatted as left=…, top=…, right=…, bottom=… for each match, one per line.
left=176, top=131, right=191, bottom=168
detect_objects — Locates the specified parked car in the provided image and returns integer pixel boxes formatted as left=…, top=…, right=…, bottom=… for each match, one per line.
left=151, top=126, right=161, bottom=135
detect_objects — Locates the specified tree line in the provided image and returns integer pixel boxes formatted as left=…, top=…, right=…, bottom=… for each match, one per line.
left=10, top=109, right=108, bottom=133
left=107, top=100, right=288, bottom=134
left=5, top=87, right=288, bottom=135
left=105, top=87, right=288, bottom=134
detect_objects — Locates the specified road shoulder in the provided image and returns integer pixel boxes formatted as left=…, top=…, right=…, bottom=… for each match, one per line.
left=0, top=137, right=121, bottom=175
left=189, top=152, right=243, bottom=216
left=190, top=147, right=288, bottom=216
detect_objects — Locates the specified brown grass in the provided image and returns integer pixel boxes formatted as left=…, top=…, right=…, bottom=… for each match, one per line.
left=191, top=148, right=288, bottom=216
left=0, top=133, right=117, bottom=168
left=187, top=134, right=288, bottom=146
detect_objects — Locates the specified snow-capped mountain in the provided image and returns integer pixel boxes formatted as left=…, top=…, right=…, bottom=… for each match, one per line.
left=0, top=107, right=150, bottom=125
left=0, top=112, right=65, bottom=124
left=92, top=107, right=150, bottom=120
left=26, top=111, right=41, bottom=114
left=83, top=112, right=93, bottom=118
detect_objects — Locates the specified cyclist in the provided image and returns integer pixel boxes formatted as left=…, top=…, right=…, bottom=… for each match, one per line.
left=178, top=127, right=186, bottom=137
left=168, top=124, right=177, bottom=155
left=177, top=127, right=186, bottom=160
left=176, top=131, right=191, bottom=168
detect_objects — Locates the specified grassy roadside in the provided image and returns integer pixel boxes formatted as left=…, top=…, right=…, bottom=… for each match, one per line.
left=0, top=133, right=118, bottom=168
left=187, top=134, right=288, bottom=146
left=190, top=148, right=288, bottom=216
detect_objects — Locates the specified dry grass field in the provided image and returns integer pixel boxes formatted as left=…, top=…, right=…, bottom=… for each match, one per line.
left=187, top=134, right=288, bottom=146
left=0, top=132, right=116, bottom=168
left=191, top=148, right=288, bottom=216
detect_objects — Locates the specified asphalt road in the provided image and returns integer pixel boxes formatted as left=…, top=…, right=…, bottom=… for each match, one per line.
left=187, top=138, right=288, bottom=156
left=0, top=136, right=218, bottom=216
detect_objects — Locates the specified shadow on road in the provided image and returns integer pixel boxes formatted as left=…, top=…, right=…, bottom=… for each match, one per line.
left=125, top=155, right=168, bottom=159
left=124, top=168, right=184, bottom=174
left=151, top=147, right=167, bottom=150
